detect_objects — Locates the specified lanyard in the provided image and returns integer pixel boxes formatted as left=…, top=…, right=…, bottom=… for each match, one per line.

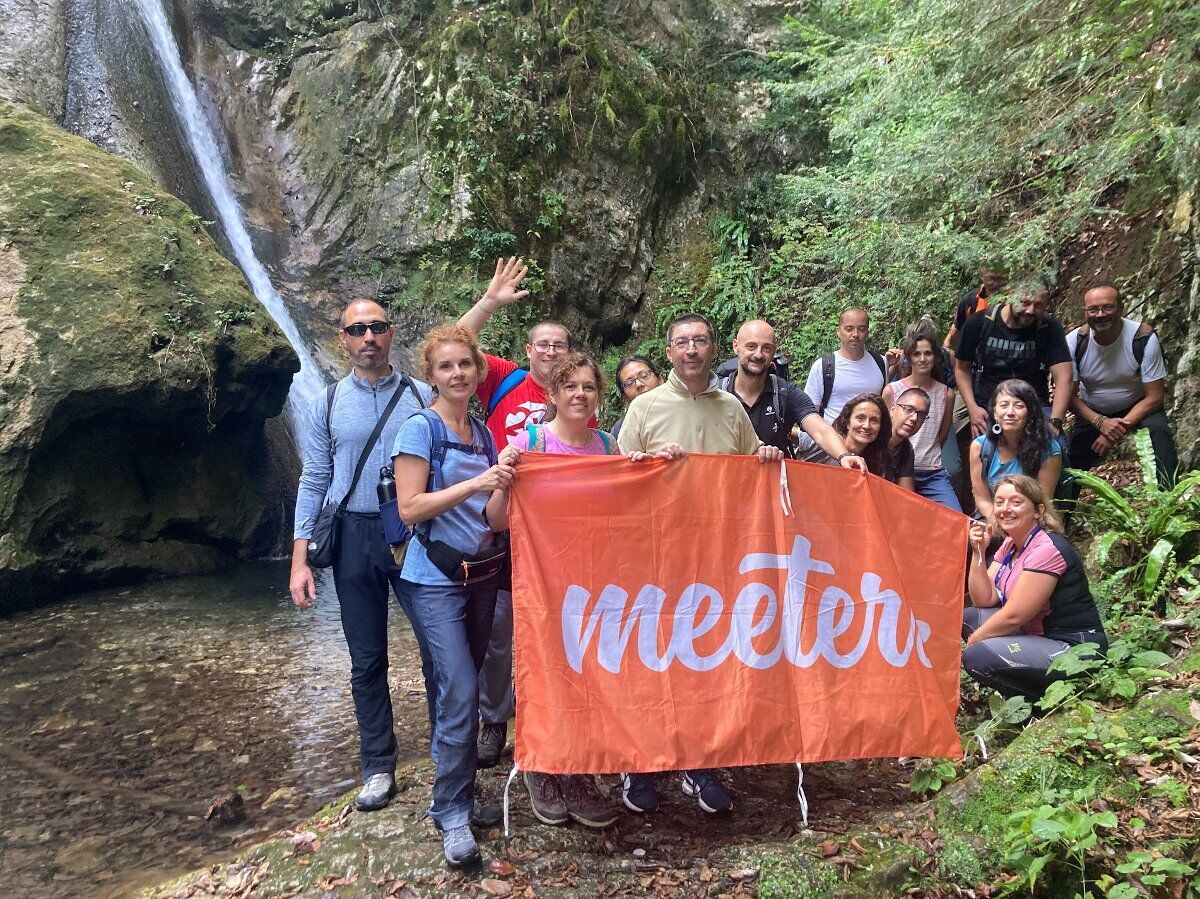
left=994, top=525, right=1042, bottom=606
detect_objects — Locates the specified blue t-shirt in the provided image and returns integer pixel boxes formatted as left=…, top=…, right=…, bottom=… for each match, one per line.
left=393, top=412, right=498, bottom=586
left=974, top=434, right=1060, bottom=490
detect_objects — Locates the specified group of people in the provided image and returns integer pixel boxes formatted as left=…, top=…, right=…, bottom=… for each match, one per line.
left=289, top=257, right=1176, bottom=867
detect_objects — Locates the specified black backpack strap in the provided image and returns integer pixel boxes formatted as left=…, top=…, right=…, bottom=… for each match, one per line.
left=1073, top=325, right=1090, bottom=371
left=770, top=374, right=782, bottom=423
left=869, top=350, right=887, bottom=383
left=978, top=435, right=997, bottom=477
left=1132, top=323, right=1154, bottom=373
left=336, top=378, right=411, bottom=515
left=400, top=371, right=426, bottom=409
left=324, top=382, right=338, bottom=446
left=973, top=306, right=1002, bottom=396
left=819, top=353, right=835, bottom=416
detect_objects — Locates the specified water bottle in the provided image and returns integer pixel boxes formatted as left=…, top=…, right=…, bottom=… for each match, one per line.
left=377, top=465, right=409, bottom=548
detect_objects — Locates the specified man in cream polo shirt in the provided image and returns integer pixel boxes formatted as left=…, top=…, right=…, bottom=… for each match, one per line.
left=616, top=311, right=864, bottom=818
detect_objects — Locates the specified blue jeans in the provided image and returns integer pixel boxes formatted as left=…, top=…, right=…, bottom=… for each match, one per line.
left=914, top=468, right=962, bottom=513
left=331, top=513, right=437, bottom=778
left=410, top=578, right=499, bottom=830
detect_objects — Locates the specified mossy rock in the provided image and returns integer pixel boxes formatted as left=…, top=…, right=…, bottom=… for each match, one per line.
left=0, top=100, right=297, bottom=609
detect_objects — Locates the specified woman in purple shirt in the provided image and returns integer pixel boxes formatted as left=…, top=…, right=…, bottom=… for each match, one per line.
left=964, top=474, right=1106, bottom=700
left=518, top=352, right=621, bottom=829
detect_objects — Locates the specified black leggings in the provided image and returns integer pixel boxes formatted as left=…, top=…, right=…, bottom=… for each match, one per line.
left=961, top=607, right=1105, bottom=700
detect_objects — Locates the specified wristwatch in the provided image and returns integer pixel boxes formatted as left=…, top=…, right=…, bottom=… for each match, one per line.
left=1049, top=417, right=1064, bottom=432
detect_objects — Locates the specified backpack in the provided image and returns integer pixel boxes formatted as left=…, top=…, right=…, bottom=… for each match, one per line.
left=416, top=408, right=497, bottom=532
left=721, top=371, right=787, bottom=440
left=486, top=367, right=528, bottom=418
left=818, top=351, right=887, bottom=417
left=1071, top=322, right=1156, bottom=374
left=524, top=423, right=614, bottom=454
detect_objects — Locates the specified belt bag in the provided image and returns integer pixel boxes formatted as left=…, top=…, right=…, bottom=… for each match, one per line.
left=420, top=533, right=509, bottom=585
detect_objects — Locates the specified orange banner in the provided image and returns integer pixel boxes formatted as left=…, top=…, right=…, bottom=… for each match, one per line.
left=509, top=454, right=967, bottom=773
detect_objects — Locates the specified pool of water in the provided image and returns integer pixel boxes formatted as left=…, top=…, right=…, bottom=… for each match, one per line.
left=0, top=563, right=430, bottom=898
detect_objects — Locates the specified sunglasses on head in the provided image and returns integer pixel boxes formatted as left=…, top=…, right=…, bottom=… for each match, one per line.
left=342, top=320, right=391, bottom=337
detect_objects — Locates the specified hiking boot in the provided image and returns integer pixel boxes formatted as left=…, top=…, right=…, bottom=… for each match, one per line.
left=442, top=824, right=482, bottom=867
left=523, top=771, right=569, bottom=825
left=477, top=722, right=506, bottom=769
left=560, top=775, right=619, bottom=829
left=470, top=783, right=502, bottom=828
left=355, top=772, right=396, bottom=812
left=682, top=769, right=732, bottom=813
left=620, top=773, right=659, bottom=813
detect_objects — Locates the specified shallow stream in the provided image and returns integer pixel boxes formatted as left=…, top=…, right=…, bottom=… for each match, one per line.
left=0, top=563, right=429, bottom=897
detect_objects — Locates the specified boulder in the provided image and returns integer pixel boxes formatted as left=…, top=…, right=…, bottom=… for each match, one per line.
left=0, top=100, right=297, bottom=611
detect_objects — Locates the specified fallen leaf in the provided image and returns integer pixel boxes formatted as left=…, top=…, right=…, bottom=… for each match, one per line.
left=820, top=840, right=841, bottom=858
left=480, top=878, right=513, bottom=896
left=489, top=860, right=516, bottom=876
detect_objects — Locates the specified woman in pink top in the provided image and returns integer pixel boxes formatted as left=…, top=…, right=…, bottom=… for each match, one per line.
left=517, top=352, right=620, bottom=830
left=886, top=332, right=959, bottom=511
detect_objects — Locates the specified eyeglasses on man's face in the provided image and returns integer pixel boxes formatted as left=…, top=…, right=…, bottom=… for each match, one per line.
left=669, top=335, right=712, bottom=350
left=342, top=320, right=391, bottom=337
left=532, top=341, right=569, bottom=353
left=895, top=403, right=929, bottom=421
left=620, top=370, right=656, bottom=390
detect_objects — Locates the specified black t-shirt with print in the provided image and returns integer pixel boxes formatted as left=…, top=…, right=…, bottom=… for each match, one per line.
left=955, top=311, right=1070, bottom=409
left=882, top=438, right=915, bottom=484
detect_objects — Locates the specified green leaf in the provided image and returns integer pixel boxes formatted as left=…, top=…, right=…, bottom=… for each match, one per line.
left=1142, top=538, right=1175, bottom=598
left=1068, top=469, right=1135, bottom=520
left=1106, top=884, right=1138, bottom=899
left=1094, top=531, right=1123, bottom=569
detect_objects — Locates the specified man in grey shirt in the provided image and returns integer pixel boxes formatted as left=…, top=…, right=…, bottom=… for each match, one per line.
left=290, top=298, right=432, bottom=812
left=1067, top=282, right=1177, bottom=485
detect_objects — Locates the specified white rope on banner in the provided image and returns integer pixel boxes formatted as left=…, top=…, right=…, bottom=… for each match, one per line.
left=795, top=762, right=809, bottom=827
left=503, top=763, right=521, bottom=837
left=779, top=459, right=794, bottom=518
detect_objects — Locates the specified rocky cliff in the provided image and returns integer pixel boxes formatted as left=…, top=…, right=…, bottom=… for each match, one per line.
left=0, top=101, right=297, bottom=611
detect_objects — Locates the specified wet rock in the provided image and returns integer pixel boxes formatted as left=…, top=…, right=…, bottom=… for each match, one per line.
left=0, top=101, right=296, bottom=610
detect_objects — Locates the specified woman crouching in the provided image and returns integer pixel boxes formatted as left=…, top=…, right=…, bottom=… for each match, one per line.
left=392, top=324, right=520, bottom=867
left=963, top=475, right=1107, bottom=701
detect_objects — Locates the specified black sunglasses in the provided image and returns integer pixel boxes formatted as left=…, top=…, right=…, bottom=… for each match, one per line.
left=342, top=320, right=391, bottom=337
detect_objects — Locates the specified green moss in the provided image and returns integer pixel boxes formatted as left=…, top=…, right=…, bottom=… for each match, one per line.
left=758, top=850, right=841, bottom=899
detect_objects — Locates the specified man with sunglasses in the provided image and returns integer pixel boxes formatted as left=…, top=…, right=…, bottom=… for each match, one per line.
left=457, top=257, right=596, bottom=768
left=883, top=387, right=930, bottom=491
left=291, top=299, right=434, bottom=813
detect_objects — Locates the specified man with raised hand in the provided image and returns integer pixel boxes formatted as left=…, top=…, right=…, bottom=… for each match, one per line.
left=290, top=299, right=433, bottom=813
left=723, top=319, right=866, bottom=470
left=457, top=257, right=594, bottom=769
left=802, top=308, right=895, bottom=423
left=616, top=311, right=786, bottom=816
left=953, top=282, right=1072, bottom=441
left=1066, top=283, right=1177, bottom=485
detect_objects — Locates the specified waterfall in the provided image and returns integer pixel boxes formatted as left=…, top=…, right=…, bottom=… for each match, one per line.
left=124, top=0, right=325, bottom=434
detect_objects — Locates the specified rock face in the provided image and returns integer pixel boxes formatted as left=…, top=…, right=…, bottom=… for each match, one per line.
left=0, top=101, right=297, bottom=611
left=156, top=0, right=804, bottom=353
left=0, top=0, right=67, bottom=119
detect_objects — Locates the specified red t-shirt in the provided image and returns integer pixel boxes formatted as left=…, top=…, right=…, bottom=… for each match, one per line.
left=477, top=354, right=596, bottom=448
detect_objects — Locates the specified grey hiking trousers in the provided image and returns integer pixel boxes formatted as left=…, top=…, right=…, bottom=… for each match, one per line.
left=478, top=588, right=515, bottom=726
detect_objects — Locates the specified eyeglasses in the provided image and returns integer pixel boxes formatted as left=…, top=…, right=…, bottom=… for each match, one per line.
left=895, top=403, right=929, bottom=421
left=669, top=336, right=712, bottom=350
left=342, top=320, right=391, bottom=337
left=532, top=341, right=569, bottom=353
left=620, top=370, right=657, bottom=390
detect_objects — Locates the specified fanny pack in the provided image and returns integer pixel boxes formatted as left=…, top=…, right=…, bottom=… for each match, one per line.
left=418, top=532, right=509, bottom=585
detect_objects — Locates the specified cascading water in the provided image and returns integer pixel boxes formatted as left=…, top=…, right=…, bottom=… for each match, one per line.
left=124, top=0, right=325, bottom=434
